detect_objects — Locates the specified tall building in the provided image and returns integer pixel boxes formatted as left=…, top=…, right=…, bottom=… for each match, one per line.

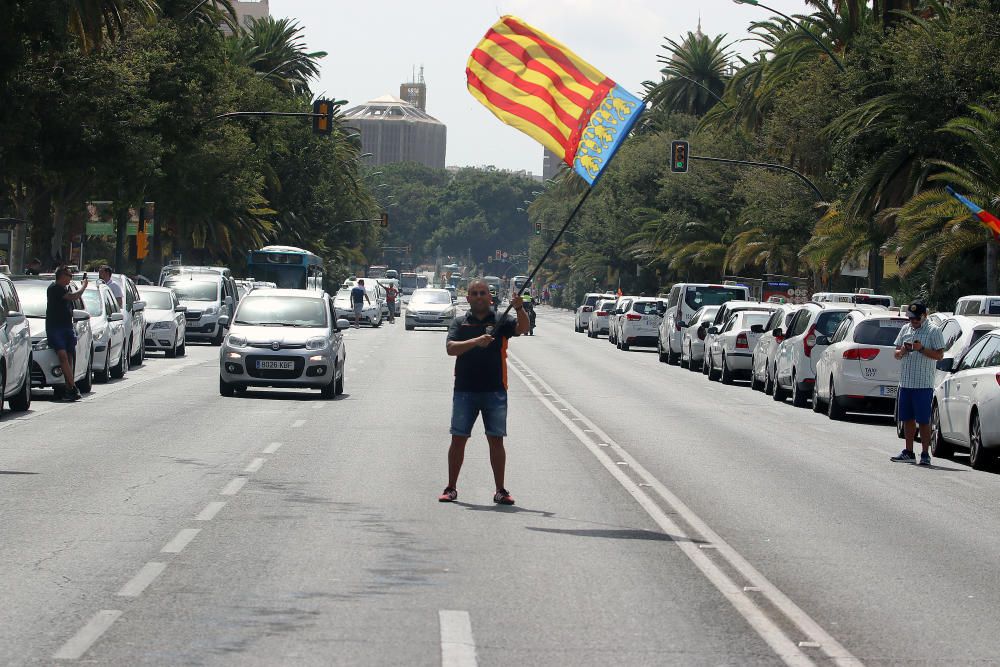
left=343, top=89, right=447, bottom=169
left=542, top=148, right=563, bottom=181
left=233, top=0, right=269, bottom=28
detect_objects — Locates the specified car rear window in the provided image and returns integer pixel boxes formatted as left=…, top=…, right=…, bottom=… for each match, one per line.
left=853, top=319, right=906, bottom=345
left=816, top=311, right=850, bottom=337
left=597, top=300, right=616, bottom=312
left=632, top=301, right=664, bottom=315
left=685, top=286, right=747, bottom=310
left=854, top=295, right=892, bottom=307
left=742, top=313, right=772, bottom=328
left=584, top=295, right=602, bottom=307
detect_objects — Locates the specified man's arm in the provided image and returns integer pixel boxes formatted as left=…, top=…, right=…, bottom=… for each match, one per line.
left=911, top=335, right=945, bottom=361
left=447, top=336, right=492, bottom=357
left=511, top=295, right=529, bottom=336
left=64, top=279, right=88, bottom=300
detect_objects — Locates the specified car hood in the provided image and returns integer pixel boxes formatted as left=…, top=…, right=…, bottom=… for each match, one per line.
left=26, top=315, right=46, bottom=340
left=407, top=302, right=454, bottom=313
left=229, top=324, right=327, bottom=344
left=144, top=309, right=176, bottom=323
left=179, top=300, right=217, bottom=311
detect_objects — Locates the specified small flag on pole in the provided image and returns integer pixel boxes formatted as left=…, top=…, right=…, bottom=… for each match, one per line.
left=946, top=186, right=1000, bottom=236
left=467, top=16, right=645, bottom=185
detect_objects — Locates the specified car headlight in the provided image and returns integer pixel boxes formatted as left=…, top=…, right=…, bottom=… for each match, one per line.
left=306, top=337, right=328, bottom=350
left=228, top=334, right=248, bottom=348
left=32, top=338, right=49, bottom=351
left=204, top=306, right=218, bottom=316
left=94, top=328, right=106, bottom=340
left=151, top=321, right=172, bottom=330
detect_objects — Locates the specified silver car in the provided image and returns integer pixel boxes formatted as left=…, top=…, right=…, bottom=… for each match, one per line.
left=1, top=274, right=33, bottom=412
left=138, top=286, right=187, bottom=357
left=405, top=288, right=457, bottom=330
left=220, top=289, right=348, bottom=398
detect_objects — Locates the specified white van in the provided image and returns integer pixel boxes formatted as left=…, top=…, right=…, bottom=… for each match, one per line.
left=659, top=283, right=752, bottom=364
left=954, top=295, right=1000, bottom=316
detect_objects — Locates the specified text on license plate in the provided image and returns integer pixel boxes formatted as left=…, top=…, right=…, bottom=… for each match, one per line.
left=880, top=385, right=898, bottom=397
left=257, top=360, right=294, bottom=370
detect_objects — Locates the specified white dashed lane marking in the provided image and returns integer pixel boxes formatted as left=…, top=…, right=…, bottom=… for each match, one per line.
left=439, top=610, right=477, bottom=667
left=291, top=419, right=306, bottom=428
left=160, top=528, right=200, bottom=554
left=262, top=442, right=284, bottom=454
left=220, top=477, right=248, bottom=496
left=244, top=457, right=265, bottom=473
left=53, top=610, right=122, bottom=660
left=116, top=562, right=166, bottom=598
left=195, top=501, right=227, bottom=521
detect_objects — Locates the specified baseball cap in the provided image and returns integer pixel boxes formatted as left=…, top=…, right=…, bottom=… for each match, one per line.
left=906, top=302, right=928, bottom=319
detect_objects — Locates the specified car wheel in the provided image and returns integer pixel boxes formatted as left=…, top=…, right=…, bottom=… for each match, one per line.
left=812, top=383, right=825, bottom=412
left=130, top=335, right=142, bottom=366
left=720, top=354, right=733, bottom=384
left=620, top=340, right=630, bottom=351
left=708, top=355, right=721, bottom=382
left=679, top=347, right=689, bottom=369
left=95, top=349, right=110, bottom=383
left=110, top=346, right=127, bottom=379
left=320, top=374, right=336, bottom=398
left=666, top=343, right=679, bottom=366
left=177, top=340, right=186, bottom=357
left=969, top=411, right=994, bottom=470
left=790, top=372, right=808, bottom=407
left=8, top=362, right=31, bottom=412
left=772, top=368, right=788, bottom=402
left=405, top=324, right=414, bottom=330
left=219, top=377, right=235, bottom=397
left=77, top=349, right=93, bottom=394
left=826, top=379, right=845, bottom=420
left=166, top=336, right=177, bottom=358
left=211, top=326, right=225, bottom=346
left=0, top=368, right=5, bottom=414
left=335, top=365, right=345, bottom=396
left=929, top=402, right=952, bottom=458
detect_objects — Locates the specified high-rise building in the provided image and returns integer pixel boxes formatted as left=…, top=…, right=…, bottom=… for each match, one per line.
left=343, top=80, right=447, bottom=169
left=542, top=148, right=563, bottom=181
left=232, top=0, right=269, bottom=30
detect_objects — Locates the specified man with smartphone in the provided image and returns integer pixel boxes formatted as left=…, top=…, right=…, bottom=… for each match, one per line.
left=46, top=266, right=88, bottom=401
left=891, top=303, right=945, bottom=465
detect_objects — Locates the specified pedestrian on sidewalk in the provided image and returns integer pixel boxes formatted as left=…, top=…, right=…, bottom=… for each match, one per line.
left=351, top=280, right=370, bottom=329
left=384, top=282, right=398, bottom=323
left=47, top=266, right=88, bottom=401
left=439, top=279, right=530, bottom=505
left=891, top=302, right=945, bottom=466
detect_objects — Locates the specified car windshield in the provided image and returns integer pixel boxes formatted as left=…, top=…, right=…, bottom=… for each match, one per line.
left=816, top=311, right=850, bottom=337
left=139, top=291, right=173, bottom=310
left=13, top=283, right=47, bottom=318
left=81, top=288, right=104, bottom=316
left=597, top=301, right=616, bottom=311
left=166, top=280, right=218, bottom=302
left=235, top=296, right=327, bottom=327
left=584, top=295, right=602, bottom=306
left=853, top=318, right=906, bottom=345
left=411, top=291, right=451, bottom=305
left=742, top=313, right=772, bottom=328
left=685, top=287, right=747, bottom=309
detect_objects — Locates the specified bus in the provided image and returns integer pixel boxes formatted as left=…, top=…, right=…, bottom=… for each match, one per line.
left=510, top=275, right=529, bottom=297
left=246, top=245, right=323, bottom=291
left=367, top=265, right=388, bottom=279
left=400, top=272, right=418, bottom=295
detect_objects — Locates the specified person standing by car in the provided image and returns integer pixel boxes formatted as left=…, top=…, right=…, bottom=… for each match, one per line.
left=99, top=265, right=123, bottom=307
left=439, top=280, right=529, bottom=505
left=384, top=282, right=398, bottom=323
left=891, top=303, right=945, bottom=465
left=25, top=258, right=42, bottom=275
left=47, top=267, right=88, bottom=401
left=351, top=279, right=371, bottom=329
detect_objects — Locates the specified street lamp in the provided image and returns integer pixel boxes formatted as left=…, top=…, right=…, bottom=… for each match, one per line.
left=732, top=0, right=845, bottom=73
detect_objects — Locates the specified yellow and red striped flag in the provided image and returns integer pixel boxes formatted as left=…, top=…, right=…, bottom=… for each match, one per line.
left=467, top=16, right=645, bottom=185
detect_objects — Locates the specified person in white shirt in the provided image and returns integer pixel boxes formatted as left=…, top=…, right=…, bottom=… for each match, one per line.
left=99, top=265, right=124, bottom=307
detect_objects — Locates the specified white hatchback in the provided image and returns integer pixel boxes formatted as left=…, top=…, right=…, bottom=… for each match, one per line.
left=933, top=315, right=1000, bottom=386
left=672, top=305, right=720, bottom=370
left=587, top=298, right=618, bottom=338
left=616, top=297, right=666, bottom=351
left=812, top=311, right=908, bottom=419
left=750, top=305, right=801, bottom=394
left=706, top=310, right=774, bottom=384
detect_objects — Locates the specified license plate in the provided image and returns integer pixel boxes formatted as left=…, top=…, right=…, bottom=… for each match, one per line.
left=880, top=385, right=898, bottom=397
left=257, top=360, right=294, bottom=370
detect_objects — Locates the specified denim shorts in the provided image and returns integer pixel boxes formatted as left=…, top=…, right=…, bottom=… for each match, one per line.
left=898, top=387, right=933, bottom=424
left=450, top=390, right=508, bottom=438
left=47, top=326, right=77, bottom=352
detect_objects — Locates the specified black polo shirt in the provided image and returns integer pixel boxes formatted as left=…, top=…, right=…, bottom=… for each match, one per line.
left=46, top=282, right=74, bottom=330
left=447, top=310, right=518, bottom=392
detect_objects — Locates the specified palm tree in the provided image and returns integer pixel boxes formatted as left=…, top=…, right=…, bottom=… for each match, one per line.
left=643, top=30, right=732, bottom=117
left=227, top=16, right=327, bottom=97
left=66, top=0, right=157, bottom=52
left=157, top=0, right=238, bottom=31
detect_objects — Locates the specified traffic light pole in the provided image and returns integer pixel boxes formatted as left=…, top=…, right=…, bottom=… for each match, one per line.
left=690, top=155, right=824, bottom=201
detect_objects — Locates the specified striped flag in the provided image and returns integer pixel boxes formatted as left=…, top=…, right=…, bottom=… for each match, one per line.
left=946, top=186, right=1000, bottom=236
left=467, top=16, right=645, bottom=185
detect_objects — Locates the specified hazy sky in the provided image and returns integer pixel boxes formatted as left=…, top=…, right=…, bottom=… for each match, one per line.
left=271, top=0, right=810, bottom=175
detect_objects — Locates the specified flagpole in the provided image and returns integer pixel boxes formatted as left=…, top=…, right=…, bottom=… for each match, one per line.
left=498, top=185, right=595, bottom=322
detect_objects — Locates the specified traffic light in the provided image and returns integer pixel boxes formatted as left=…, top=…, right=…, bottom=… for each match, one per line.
left=380, top=211, right=389, bottom=228
left=312, top=99, right=333, bottom=135
left=534, top=222, right=541, bottom=235
left=136, top=227, right=149, bottom=260
left=495, top=249, right=502, bottom=259
left=671, top=140, right=689, bottom=173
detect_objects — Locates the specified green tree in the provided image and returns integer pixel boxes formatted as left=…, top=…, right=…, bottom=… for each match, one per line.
left=643, top=31, right=731, bottom=117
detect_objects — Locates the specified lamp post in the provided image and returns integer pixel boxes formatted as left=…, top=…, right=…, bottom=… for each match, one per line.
left=732, top=0, right=846, bottom=73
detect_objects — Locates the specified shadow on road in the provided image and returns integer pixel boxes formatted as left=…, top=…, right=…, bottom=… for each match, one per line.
left=452, top=501, right=556, bottom=517
left=0, top=470, right=39, bottom=475
left=525, top=526, right=704, bottom=542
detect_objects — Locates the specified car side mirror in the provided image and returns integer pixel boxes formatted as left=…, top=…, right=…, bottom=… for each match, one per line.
left=108, top=312, right=124, bottom=322
left=225, top=296, right=234, bottom=306
left=750, top=324, right=764, bottom=334
left=336, top=318, right=351, bottom=330
left=133, top=300, right=145, bottom=312
left=73, top=309, right=91, bottom=322
left=175, top=305, right=187, bottom=313
left=5, top=312, right=25, bottom=325
left=676, top=321, right=687, bottom=328
left=772, top=328, right=783, bottom=337
left=707, top=326, right=719, bottom=335
left=937, top=357, right=955, bottom=372
left=815, top=335, right=830, bottom=346
left=218, top=315, right=231, bottom=327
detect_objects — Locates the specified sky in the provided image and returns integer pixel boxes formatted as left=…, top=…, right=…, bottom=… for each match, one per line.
left=270, top=0, right=811, bottom=175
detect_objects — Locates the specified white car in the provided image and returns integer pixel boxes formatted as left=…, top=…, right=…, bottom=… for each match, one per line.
left=750, top=305, right=801, bottom=393
left=138, top=286, right=187, bottom=358
left=220, top=289, right=347, bottom=397
left=574, top=293, right=615, bottom=333
left=82, top=283, right=129, bottom=382
left=587, top=298, right=618, bottom=338
left=954, top=295, right=1000, bottom=316
left=932, top=330, right=1000, bottom=468
left=0, top=274, right=32, bottom=413
left=76, top=272, right=146, bottom=365
left=774, top=303, right=865, bottom=407
left=405, top=288, right=457, bottom=330
left=933, top=315, right=1000, bottom=386
left=673, top=305, right=719, bottom=371
left=812, top=311, right=908, bottom=419
left=164, top=274, right=235, bottom=345
left=608, top=296, right=635, bottom=345
left=660, top=283, right=751, bottom=365
left=703, top=301, right=778, bottom=378
left=705, top=310, right=774, bottom=383
left=12, top=278, right=94, bottom=396
left=333, top=284, right=383, bottom=327
left=616, top=297, right=666, bottom=351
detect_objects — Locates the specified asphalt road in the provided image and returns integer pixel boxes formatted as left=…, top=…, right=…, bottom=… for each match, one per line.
left=3, top=304, right=1000, bottom=665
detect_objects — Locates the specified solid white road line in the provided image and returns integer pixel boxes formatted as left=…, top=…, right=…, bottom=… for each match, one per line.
left=439, top=610, right=477, bottom=667
left=53, top=610, right=122, bottom=660
left=117, top=562, right=167, bottom=597
left=291, top=419, right=306, bottom=428
left=508, top=353, right=863, bottom=667
left=262, top=441, right=284, bottom=454
left=220, top=477, right=248, bottom=496
left=195, top=501, right=227, bottom=521
left=244, top=457, right=266, bottom=473
left=160, top=528, right=201, bottom=554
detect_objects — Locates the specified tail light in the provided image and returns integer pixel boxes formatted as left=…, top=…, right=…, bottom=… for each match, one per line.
left=803, top=324, right=817, bottom=357
left=675, top=305, right=683, bottom=331
left=843, top=348, right=880, bottom=361
left=775, top=335, right=784, bottom=343
left=996, top=373, right=1000, bottom=386
left=596, top=310, right=608, bottom=316
left=736, top=333, right=749, bottom=349
left=626, top=313, right=642, bottom=321
left=583, top=306, right=593, bottom=312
